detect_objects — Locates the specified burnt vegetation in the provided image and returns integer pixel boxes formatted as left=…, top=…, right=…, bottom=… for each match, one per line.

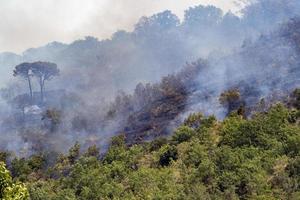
left=0, top=0, right=300, bottom=199
left=107, top=61, right=204, bottom=143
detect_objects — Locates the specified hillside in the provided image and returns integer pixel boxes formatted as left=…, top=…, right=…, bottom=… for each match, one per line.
left=1, top=91, right=300, bottom=199
left=0, top=1, right=300, bottom=199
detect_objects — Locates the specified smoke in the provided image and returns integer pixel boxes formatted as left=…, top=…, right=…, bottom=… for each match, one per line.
left=184, top=31, right=300, bottom=119
left=0, top=0, right=300, bottom=155
left=0, top=0, right=240, bottom=54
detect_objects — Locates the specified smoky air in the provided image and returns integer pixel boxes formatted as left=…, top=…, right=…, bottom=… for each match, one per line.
left=0, top=0, right=300, bottom=156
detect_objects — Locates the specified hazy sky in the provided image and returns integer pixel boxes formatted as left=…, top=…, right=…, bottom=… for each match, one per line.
left=0, top=0, right=242, bottom=53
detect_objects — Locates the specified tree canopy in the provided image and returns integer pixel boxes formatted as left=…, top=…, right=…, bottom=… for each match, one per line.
left=2, top=90, right=300, bottom=199
left=0, top=162, right=29, bottom=200
left=13, top=61, right=59, bottom=103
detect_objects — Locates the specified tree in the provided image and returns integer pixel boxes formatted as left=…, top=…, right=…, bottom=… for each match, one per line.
left=172, top=126, right=195, bottom=144
left=31, top=61, right=59, bottom=102
left=0, top=162, right=29, bottom=199
left=289, top=88, right=300, bottom=109
left=219, top=89, right=245, bottom=116
left=13, top=63, right=34, bottom=102
left=183, top=5, right=223, bottom=29
left=42, top=109, right=61, bottom=132
left=68, top=142, right=81, bottom=164
left=158, top=145, right=178, bottom=167
left=134, top=10, right=179, bottom=34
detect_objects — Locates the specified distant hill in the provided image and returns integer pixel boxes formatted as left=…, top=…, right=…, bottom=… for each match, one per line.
left=1, top=1, right=300, bottom=95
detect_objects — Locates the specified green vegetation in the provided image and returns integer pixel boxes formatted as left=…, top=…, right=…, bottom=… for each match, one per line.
left=3, top=91, right=300, bottom=199
left=0, top=162, right=29, bottom=200
left=219, top=89, right=245, bottom=116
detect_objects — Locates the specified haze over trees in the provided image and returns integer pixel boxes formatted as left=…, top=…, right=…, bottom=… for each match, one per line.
left=1, top=93, right=300, bottom=199
left=0, top=0, right=299, bottom=156
left=13, top=63, right=34, bottom=102
left=0, top=0, right=299, bottom=199
left=31, top=62, right=59, bottom=102
left=13, top=61, right=59, bottom=104
left=2, top=0, right=300, bottom=100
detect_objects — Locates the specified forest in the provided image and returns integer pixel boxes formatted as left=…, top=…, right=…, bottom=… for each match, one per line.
left=1, top=90, right=300, bottom=199
left=0, top=0, right=300, bottom=199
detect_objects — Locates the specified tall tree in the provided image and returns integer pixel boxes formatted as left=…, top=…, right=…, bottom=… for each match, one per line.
left=31, top=61, right=59, bottom=102
left=13, top=63, right=34, bottom=102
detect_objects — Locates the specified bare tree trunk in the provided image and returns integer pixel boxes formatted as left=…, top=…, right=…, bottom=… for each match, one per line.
left=28, top=76, right=33, bottom=103
left=40, top=76, right=44, bottom=103
left=43, top=79, right=45, bottom=99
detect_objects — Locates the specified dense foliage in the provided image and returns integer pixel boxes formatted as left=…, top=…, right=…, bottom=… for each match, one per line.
left=0, top=162, right=29, bottom=199
left=1, top=1, right=300, bottom=199
left=2, top=90, right=300, bottom=199
left=1, top=0, right=300, bottom=158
